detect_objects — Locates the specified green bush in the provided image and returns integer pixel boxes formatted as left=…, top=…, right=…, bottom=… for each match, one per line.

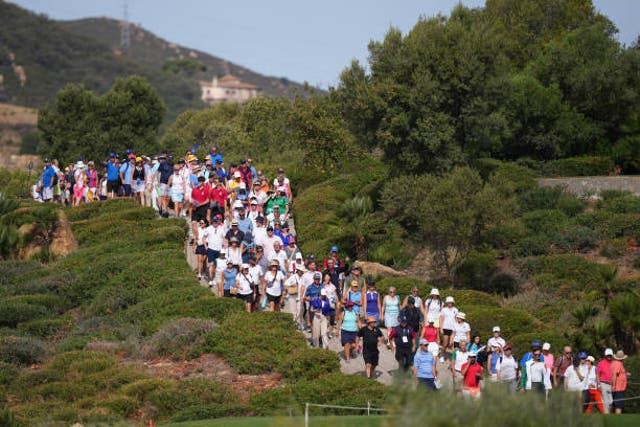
left=17, top=317, right=69, bottom=337
left=281, top=347, right=340, bottom=381
left=375, top=277, right=427, bottom=298
left=455, top=251, right=497, bottom=289
left=509, top=235, right=552, bottom=257
left=0, top=336, right=46, bottom=365
left=448, top=290, right=501, bottom=308
left=170, top=404, right=249, bottom=422
left=573, top=211, right=640, bottom=238
left=519, top=186, right=564, bottom=212
left=0, top=362, right=18, bottom=385
left=521, top=209, right=567, bottom=234
left=146, top=378, right=237, bottom=418
left=463, top=306, right=537, bottom=340
left=508, top=332, right=567, bottom=357
left=0, top=301, right=50, bottom=327
left=556, top=195, right=585, bottom=217
left=599, top=194, right=640, bottom=214
left=539, top=156, right=614, bottom=177
left=489, top=273, right=519, bottom=297
left=97, top=395, right=139, bottom=418
left=516, top=255, right=612, bottom=290
left=599, top=238, right=628, bottom=258
left=192, top=312, right=302, bottom=375
left=481, top=221, right=528, bottom=250
left=551, top=225, right=600, bottom=253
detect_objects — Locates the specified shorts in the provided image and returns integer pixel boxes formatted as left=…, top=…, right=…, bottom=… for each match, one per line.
left=195, top=245, right=206, bottom=255
left=442, top=329, right=453, bottom=337
left=122, top=184, right=132, bottom=197
left=341, top=330, right=357, bottom=346
left=191, top=205, right=209, bottom=222
left=133, top=182, right=145, bottom=193
left=612, top=391, right=624, bottom=409
left=207, top=249, right=220, bottom=264
left=107, top=180, right=119, bottom=193
left=159, top=183, right=168, bottom=196
left=238, top=293, right=254, bottom=304
left=363, top=349, right=379, bottom=366
left=267, top=293, right=281, bottom=303
left=42, top=187, right=53, bottom=200
left=171, top=192, right=184, bottom=203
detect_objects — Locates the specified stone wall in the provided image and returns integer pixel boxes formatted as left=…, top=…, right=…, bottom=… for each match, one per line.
left=537, top=176, right=640, bottom=196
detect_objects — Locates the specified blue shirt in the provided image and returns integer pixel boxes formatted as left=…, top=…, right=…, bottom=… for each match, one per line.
left=210, top=153, right=224, bottom=165
left=237, top=217, right=253, bottom=235
left=119, top=162, right=133, bottom=185
left=106, top=161, right=120, bottom=181
left=42, top=165, right=56, bottom=188
left=414, top=349, right=435, bottom=379
left=223, top=268, right=237, bottom=290
left=305, top=284, right=324, bottom=301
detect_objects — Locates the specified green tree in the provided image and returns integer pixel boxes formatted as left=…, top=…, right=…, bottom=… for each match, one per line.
left=327, top=195, right=377, bottom=260
left=38, top=76, right=165, bottom=162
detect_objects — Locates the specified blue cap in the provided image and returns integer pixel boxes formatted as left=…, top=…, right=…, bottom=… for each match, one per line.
left=109, top=152, right=116, bottom=158
left=531, top=340, right=541, bottom=348
left=331, top=246, right=339, bottom=252
left=126, top=149, right=133, bottom=155
left=578, top=351, right=587, bottom=359
left=399, top=315, right=408, bottom=323
left=190, top=148, right=197, bottom=154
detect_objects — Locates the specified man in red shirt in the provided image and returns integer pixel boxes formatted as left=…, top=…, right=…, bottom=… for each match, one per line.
left=597, top=348, right=614, bottom=414
left=209, top=178, right=228, bottom=220
left=190, top=176, right=210, bottom=240
left=461, top=352, right=483, bottom=398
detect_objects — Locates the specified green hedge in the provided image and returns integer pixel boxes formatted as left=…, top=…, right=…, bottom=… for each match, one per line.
left=516, top=255, right=614, bottom=290
left=538, top=156, right=614, bottom=177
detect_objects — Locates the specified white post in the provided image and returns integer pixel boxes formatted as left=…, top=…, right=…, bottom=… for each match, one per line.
left=305, top=402, right=309, bottom=427
left=367, top=401, right=370, bottom=416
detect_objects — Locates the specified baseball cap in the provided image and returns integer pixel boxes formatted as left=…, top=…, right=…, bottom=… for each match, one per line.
left=531, top=340, right=541, bottom=349
left=367, top=316, right=376, bottom=323
left=493, top=326, right=500, bottom=333
left=330, top=245, right=339, bottom=252
left=578, top=351, right=587, bottom=359
left=241, top=263, right=249, bottom=270
left=313, top=272, right=322, bottom=279
left=345, top=300, right=355, bottom=307
left=266, top=225, right=274, bottom=231
left=586, top=356, right=595, bottom=362
left=419, top=338, right=428, bottom=346
left=604, top=348, right=614, bottom=357
left=542, top=342, right=551, bottom=351
left=399, top=315, right=408, bottom=323
left=468, top=352, right=477, bottom=358
left=503, top=344, right=512, bottom=351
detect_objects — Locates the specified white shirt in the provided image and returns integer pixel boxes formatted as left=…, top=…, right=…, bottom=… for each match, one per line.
left=249, top=265, right=263, bottom=286
left=205, top=225, right=226, bottom=251
left=530, top=361, right=548, bottom=383
left=581, top=364, right=597, bottom=390
left=253, top=226, right=267, bottom=248
left=196, top=226, right=208, bottom=246
left=564, top=365, right=583, bottom=392
left=261, top=235, right=283, bottom=258
left=264, top=270, right=285, bottom=296
left=441, top=306, right=458, bottom=330
left=215, top=258, right=227, bottom=273
left=285, top=273, right=303, bottom=296
left=487, top=336, right=506, bottom=350
left=453, top=349, right=469, bottom=372
left=424, top=298, right=442, bottom=322
left=269, top=250, right=288, bottom=269
left=225, top=246, right=242, bottom=266
left=497, top=355, right=518, bottom=381
left=453, top=321, right=470, bottom=343
left=236, top=272, right=253, bottom=295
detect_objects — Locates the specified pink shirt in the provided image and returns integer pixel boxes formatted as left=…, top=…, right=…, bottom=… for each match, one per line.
left=597, top=359, right=613, bottom=383
left=543, top=352, right=554, bottom=373
left=611, top=360, right=627, bottom=392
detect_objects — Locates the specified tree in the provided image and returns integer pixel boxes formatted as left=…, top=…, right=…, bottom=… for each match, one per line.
left=416, top=167, right=516, bottom=281
left=38, top=76, right=165, bottom=162
left=327, top=195, right=376, bottom=260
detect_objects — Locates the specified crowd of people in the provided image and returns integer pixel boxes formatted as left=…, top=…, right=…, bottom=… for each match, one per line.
left=32, top=147, right=631, bottom=414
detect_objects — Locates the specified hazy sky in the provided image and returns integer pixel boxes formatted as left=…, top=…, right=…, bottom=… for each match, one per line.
left=9, top=0, right=639, bottom=89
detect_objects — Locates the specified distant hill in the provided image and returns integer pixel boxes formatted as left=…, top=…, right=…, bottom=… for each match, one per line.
left=0, top=1, right=308, bottom=122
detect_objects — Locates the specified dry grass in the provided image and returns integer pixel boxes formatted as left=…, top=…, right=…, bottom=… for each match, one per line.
left=0, top=102, right=37, bottom=126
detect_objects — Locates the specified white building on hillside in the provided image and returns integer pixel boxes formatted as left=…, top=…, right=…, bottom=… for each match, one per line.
left=199, top=75, right=260, bottom=105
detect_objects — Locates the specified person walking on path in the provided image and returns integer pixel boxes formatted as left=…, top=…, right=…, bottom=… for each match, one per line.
left=389, top=315, right=416, bottom=373
left=583, top=356, right=605, bottom=413
left=310, top=288, right=331, bottom=349
left=461, top=352, right=483, bottom=399
left=439, top=296, right=458, bottom=360
left=358, top=316, right=384, bottom=379
left=413, top=338, right=438, bottom=391
left=522, top=348, right=552, bottom=398
left=362, top=280, right=382, bottom=326
left=611, top=350, right=629, bottom=415
left=497, top=343, right=519, bottom=393
left=597, top=348, right=615, bottom=414
left=553, top=346, right=574, bottom=389
left=338, top=300, right=360, bottom=362
left=381, top=287, right=400, bottom=347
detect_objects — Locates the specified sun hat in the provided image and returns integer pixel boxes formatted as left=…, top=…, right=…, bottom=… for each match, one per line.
left=269, top=260, right=280, bottom=268
left=241, top=263, right=249, bottom=270
left=296, top=265, right=306, bottom=273
left=542, top=342, right=551, bottom=351
left=419, top=338, right=428, bottom=346
left=231, top=219, right=239, bottom=225
left=233, top=171, right=241, bottom=178
left=367, top=316, right=376, bottom=323
left=614, top=350, right=627, bottom=360
left=493, top=326, right=501, bottom=333
left=456, top=312, right=466, bottom=320
left=445, top=296, right=454, bottom=304
left=76, top=160, right=85, bottom=168
left=229, top=237, right=239, bottom=243
left=604, top=348, right=614, bottom=357
left=430, top=288, right=440, bottom=296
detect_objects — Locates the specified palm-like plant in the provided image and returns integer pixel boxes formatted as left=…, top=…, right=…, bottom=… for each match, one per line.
left=327, top=195, right=374, bottom=260
left=610, top=292, right=640, bottom=354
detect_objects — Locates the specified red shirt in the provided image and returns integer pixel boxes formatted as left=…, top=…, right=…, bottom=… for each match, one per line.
left=462, top=362, right=483, bottom=388
left=423, top=325, right=438, bottom=343
left=210, top=187, right=228, bottom=206
left=597, top=359, right=613, bottom=383
left=191, top=186, right=209, bottom=206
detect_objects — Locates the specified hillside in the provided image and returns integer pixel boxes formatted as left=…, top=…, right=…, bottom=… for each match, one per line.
left=0, top=102, right=39, bottom=169
left=0, top=1, right=307, bottom=122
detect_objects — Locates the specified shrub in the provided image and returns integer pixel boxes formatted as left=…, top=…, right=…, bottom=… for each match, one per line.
left=539, top=156, right=614, bottom=177
left=599, top=238, right=628, bottom=258
left=481, top=221, right=528, bottom=250
left=509, top=235, right=552, bottom=257
left=281, top=347, right=340, bottom=381
left=508, top=332, right=567, bottom=357
left=169, top=404, right=249, bottom=422
left=519, top=186, right=564, bottom=212
left=455, top=251, right=497, bottom=290
left=447, top=290, right=501, bottom=308
left=488, top=273, right=519, bottom=297
left=600, top=194, right=640, bottom=214
left=97, top=395, right=139, bottom=418
left=551, top=225, right=601, bottom=253
left=556, top=195, right=585, bottom=217
left=146, top=378, right=237, bottom=418
left=516, top=255, right=613, bottom=290
left=17, top=317, right=69, bottom=337
left=0, top=336, right=46, bottom=365
left=0, top=362, right=18, bottom=385
left=376, top=277, right=427, bottom=298
left=142, top=318, right=218, bottom=360
left=0, top=301, right=50, bottom=327
left=463, top=306, right=537, bottom=340
left=573, top=211, right=640, bottom=238
left=521, top=209, right=568, bottom=234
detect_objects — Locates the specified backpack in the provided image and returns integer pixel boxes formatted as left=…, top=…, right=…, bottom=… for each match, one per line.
left=402, top=307, right=420, bottom=331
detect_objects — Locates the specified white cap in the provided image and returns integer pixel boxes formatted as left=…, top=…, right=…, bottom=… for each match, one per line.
left=296, top=265, right=306, bottom=273
left=241, top=263, right=249, bottom=270
left=239, top=182, right=246, bottom=189
left=468, top=351, right=477, bottom=357
left=456, top=312, right=466, bottom=320
left=542, top=342, right=551, bottom=351
left=233, top=200, right=244, bottom=208
left=233, top=171, right=241, bottom=178
left=493, top=326, right=500, bottom=333
left=604, top=348, right=614, bottom=357
left=277, top=186, right=286, bottom=193
left=320, top=289, right=327, bottom=296
left=430, top=288, right=439, bottom=296
left=586, top=356, right=595, bottom=362
left=445, top=296, right=454, bottom=304
left=76, top=161, right=85, bottom=168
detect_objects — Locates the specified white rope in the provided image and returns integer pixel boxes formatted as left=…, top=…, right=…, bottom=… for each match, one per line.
left=305, top=402, right=387, bottom=412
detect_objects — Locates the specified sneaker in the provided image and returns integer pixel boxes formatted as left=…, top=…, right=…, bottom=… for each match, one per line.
left=208, top=280, right=214, bottom=287
left=305, top=327, right=311, bottom=333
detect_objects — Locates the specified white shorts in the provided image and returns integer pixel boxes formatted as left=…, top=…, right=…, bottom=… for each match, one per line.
left=42, top=187, right=53, bottom=200
left=171, top=192, right=184, bottom=203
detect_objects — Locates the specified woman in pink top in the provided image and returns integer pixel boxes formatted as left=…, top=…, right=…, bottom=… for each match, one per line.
left=542, top=342, right=555, bottom=384
left=423, top=319, right=440, bottom=358
left=611, top=350, right=628, bottom=414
